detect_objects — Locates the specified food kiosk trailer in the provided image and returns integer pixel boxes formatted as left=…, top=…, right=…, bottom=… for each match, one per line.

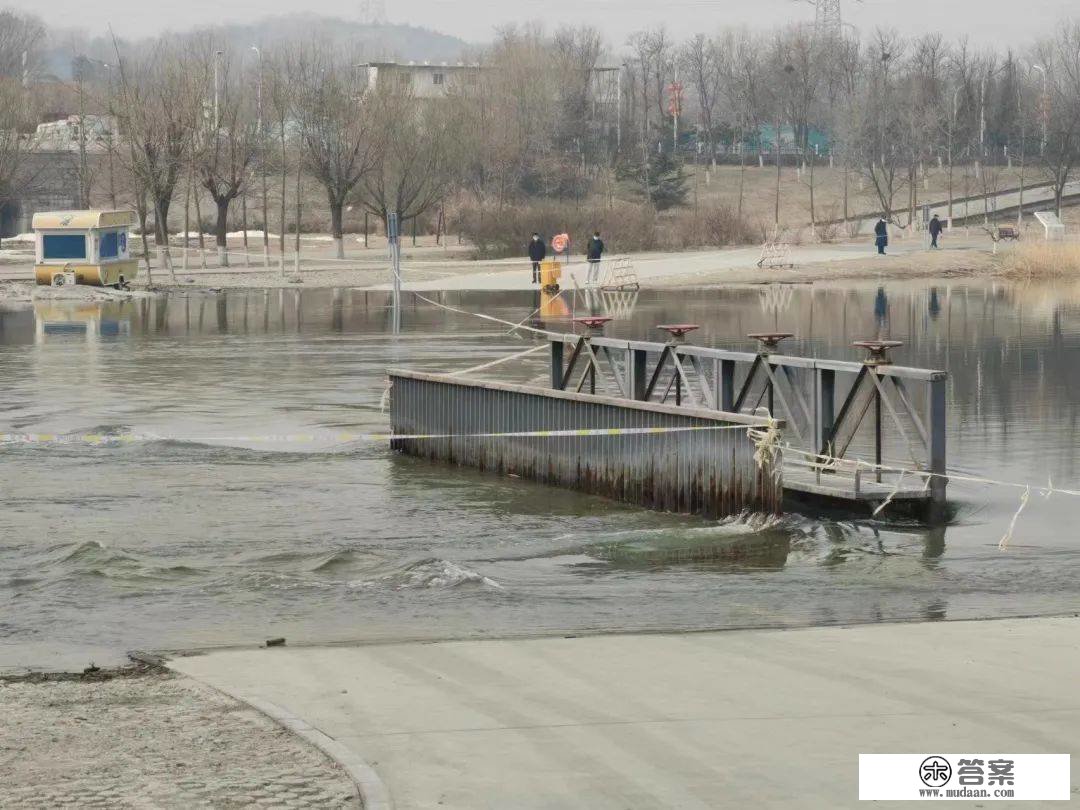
left=33, top=210, right=138, bottom=288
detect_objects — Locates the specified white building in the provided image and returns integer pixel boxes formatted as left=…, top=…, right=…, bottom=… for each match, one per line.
left=31, top=115, right=116, bottom=153
left=358, top=61, right=482, bottom=99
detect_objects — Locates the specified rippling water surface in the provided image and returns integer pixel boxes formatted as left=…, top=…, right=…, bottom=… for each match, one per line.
left=2, top=279, right=1079, bottom=670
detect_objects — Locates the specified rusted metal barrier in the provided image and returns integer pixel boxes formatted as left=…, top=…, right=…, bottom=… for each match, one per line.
left=388, top=369, right=782, bottom=519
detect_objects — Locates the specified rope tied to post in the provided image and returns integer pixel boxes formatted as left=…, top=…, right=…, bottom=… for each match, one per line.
left=748, top=409, right=783, bottom=482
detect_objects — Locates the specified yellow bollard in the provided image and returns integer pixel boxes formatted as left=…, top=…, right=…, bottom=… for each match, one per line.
left=540, top=260, right=562, bottom=291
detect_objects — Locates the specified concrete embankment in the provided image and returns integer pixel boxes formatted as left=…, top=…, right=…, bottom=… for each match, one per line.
left=170, top=616, right=1080, bottom=809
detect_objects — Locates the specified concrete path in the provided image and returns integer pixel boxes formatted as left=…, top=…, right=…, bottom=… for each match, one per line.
left=389, top=236, right=965, bottom=293
left=170, top=617, right=1080, bottom=809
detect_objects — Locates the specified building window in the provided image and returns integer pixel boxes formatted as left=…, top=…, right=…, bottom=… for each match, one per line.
left=42, top=234, right=86, bottom=260
left=433, top=73, right=444, bottom=85
left=99, top=230, right=119, bottom=259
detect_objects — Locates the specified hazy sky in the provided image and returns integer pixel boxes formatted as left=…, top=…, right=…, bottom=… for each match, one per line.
left=41, top=0, right=1076, bottom=48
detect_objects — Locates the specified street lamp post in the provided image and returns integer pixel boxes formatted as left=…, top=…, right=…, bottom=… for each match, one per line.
left=213, top=50, right=223, bottom=130
left=1031, top=63, right=1047, bottom=156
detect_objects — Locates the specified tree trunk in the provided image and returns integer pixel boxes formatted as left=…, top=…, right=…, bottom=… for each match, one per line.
left=279, top=131, right=287, bottom=274
left=154, top=198, right=172, bottom=246
left=154, top=198, right=176, bottom=283
left=737, top=131, right=747, bottom=221
left=193, top=181, right=207, bottom=270
left=183, top=176, right=191, bottom=272
left=330, top=198, right=345, bottom=260
left=215, top=197, right=229, bottom=266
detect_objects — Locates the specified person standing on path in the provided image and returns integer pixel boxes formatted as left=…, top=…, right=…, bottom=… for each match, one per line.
left=874, top=217, right=888, bottom=255
left=528, top=233, right=547, bottom=284
left=586, top=231, right=605, bottom=284
left=928, top=214, right=943, bottom=249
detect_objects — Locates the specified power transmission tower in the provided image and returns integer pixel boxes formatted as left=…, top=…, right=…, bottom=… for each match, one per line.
left=795, top=0, right=847, bottom=39
left=358, top=0, right=387, bottom=25
left=813, top=0, right=843, bottom=39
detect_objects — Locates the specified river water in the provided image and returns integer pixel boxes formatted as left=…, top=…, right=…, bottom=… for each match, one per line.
left=1, top=280, right=1078, bottom=671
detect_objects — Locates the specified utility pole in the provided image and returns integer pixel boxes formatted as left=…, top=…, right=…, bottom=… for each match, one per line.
left=213, top=50, right=223, bottom=130
left=1031, top=64, right=1048, bottom=156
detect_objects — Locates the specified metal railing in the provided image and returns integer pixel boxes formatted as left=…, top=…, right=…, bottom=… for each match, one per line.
left=549, top=328, right=948, bottom=506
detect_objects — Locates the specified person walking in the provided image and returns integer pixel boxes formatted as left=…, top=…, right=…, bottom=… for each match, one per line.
left=586, top=231, right=605, bottom=285
left=874, top=217, right=888, bottom=255
left=528, top=233, right=547, bottom=284
left=928, top=214, right=943, bottom=249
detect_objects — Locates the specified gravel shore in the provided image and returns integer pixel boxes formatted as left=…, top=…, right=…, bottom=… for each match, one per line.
left=0, top=669, right=359, bottom=809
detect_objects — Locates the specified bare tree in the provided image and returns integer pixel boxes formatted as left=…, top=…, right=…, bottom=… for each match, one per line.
left=111, top=36, right=197, bottom=273
left=681, top=34, right=723, bottom=159
left=1034, top=23, right=1080, bottom=216
left=266, top=49, right=295, bottom=270
left=719, top=28, right=765, bottom=221
left=359, top=86, right=462, bottom=231
left=294, top=45, right=380, bottom=258
left=191, top=44, right=258, bottom=265
left=0, top=10, right=44, bottom=80
left=847, top=31, right=911, bottom=224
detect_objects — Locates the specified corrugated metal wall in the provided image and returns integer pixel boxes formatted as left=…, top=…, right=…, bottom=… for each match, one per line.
left=389, top=370, right=782, bottom=519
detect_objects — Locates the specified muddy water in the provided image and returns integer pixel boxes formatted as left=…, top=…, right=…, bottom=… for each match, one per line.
left=1, top=280, right=1079, bottom=671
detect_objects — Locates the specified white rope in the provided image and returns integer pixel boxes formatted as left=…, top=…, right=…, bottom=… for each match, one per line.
left=777, top=441, right=1080, bottom=499
left=999, top=486, right=1031, bottom=550
left=448, top=344, right=549, bottom=376
left=872, top=470, right=905, bottom=517
left=412, top=293, right=561, bottom=338
left=748, top=408, right=783, bottom=482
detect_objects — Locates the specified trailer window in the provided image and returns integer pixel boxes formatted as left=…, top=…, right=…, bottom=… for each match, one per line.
left=42, top=234, right=87, bottom=260
left=99, top=230, right=119, bottom=259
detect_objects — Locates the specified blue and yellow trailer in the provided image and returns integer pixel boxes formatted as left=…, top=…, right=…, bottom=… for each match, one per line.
left=33, top=210, right=139, bottom=288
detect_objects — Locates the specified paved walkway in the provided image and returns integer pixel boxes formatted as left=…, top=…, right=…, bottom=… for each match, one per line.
left=388, top=236, right=972, bottom=293
left=170, top=617, right=1080, bottom=809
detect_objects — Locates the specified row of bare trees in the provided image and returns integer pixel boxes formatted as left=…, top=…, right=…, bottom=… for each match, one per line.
left=6, top=9, right=1080, bottom=256
left=98, top=35, right=464, bottom=270
left=625, top=21, right=1080, bottom=229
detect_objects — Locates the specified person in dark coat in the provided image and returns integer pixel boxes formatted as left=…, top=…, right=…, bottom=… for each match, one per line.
left=928, top=214, right=943, bottom=249
left=874, top=218, right=888, bottom=255
left=586, top=231, right=604, bottom=284
left=528, top=233, right=546, bottom=283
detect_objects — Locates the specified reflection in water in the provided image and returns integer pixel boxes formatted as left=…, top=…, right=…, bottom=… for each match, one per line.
left=33, top=300, right=131, bottom=343
left=1, top=278, right=1079, bottom=669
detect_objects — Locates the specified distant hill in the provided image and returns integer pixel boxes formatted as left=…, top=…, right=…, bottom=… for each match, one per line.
left=206, top=15, right=472, bottom=62
left=42, top=14, right=473, bottom=80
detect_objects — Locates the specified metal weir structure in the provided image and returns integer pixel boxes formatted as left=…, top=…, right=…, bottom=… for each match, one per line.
left=548, top=322, right=947, bottom=517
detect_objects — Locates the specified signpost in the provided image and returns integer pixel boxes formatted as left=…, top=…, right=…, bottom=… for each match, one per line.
left=388, top=211, right=401, bottom=334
